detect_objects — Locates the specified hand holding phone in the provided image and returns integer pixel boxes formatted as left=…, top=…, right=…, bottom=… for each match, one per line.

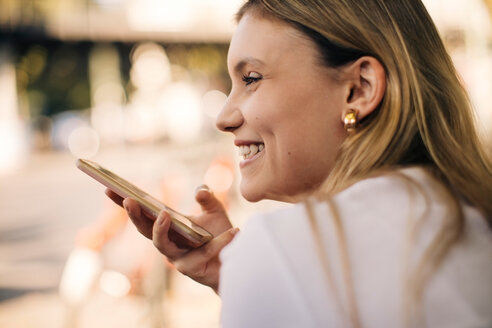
left=76, top=159, right=213, bottom=249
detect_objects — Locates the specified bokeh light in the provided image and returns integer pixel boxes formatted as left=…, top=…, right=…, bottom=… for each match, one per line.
left=58, top=248, right=102, bottom=305
left=0, top=50, right=26, bottom=173
left=202, top=89, right=227, bottom=119
left=99, top=271, right=131, bottom=298
left=68, top=126, right=100, bottom=159
left=51, top=111, right=88, bottom=150
left=0, top=121, right=27, bottom=174
left=123, top=99, right=157, bottom=143
left=126, top=0, right=194, bottom=32
left=157, top=82, right=203, bottom=144
left=204, top=160, right=234, bottom=193
left=130, top=43, right=171, bottom=90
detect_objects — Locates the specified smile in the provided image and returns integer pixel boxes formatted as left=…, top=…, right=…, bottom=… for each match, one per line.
left=238, top=143, right=265, bottom=160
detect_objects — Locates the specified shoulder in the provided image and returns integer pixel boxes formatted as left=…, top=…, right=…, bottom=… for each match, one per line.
left=333, top=166, right=436, bottom=208
left=328, top=166, right=465, bottom=231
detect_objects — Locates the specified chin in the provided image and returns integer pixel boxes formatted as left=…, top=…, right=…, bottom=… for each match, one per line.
left=239, top=182, right=266, bottom=203
left=240, top=189, right=264, bottom=203
left=239, top=182, right=295, bottom=203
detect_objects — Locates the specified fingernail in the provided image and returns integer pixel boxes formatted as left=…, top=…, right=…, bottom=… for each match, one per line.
left=195, top=184, right=210, bottom=194
left=230, top=227, right=240, bottom=236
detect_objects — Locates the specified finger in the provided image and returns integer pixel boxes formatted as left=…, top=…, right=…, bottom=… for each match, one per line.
left=195, top=185, right=227, bottom=214
left=193, top=226, right=239, bottom=261
left=152, top=210, right=188, bottom=261
left=105, top=188, right=124, bottom=207
left=174, top=227, right=239, bottom=276
left=123, top=198, right=153, bottom=240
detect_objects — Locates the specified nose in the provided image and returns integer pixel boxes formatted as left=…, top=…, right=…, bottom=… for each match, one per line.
left=216, top=93, right=243, bottom=133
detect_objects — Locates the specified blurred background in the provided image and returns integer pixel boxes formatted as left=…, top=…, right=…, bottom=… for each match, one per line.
left=0, top=0, right=491, bottom=327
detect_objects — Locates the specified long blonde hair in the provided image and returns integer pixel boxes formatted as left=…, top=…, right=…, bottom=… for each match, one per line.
left=236, top=0, right=492, bottom=325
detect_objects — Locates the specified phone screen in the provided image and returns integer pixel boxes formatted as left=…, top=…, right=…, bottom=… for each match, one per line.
left=76, top=158, right=213, bottom=249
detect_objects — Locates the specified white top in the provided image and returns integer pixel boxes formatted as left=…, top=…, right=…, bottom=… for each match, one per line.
left=219, top=168, right=492, bottom=328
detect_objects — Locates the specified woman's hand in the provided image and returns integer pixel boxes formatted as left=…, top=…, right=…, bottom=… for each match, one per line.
left=104, top=186, right=238, bottom=293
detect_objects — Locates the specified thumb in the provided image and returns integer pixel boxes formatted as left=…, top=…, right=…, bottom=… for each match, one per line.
left=195, top=185, right=226, bottom=214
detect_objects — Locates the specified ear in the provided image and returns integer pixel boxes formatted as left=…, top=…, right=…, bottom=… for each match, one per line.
left=342, top=56, right=386, bottom=120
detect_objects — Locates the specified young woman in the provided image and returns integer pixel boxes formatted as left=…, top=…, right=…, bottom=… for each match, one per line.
left=107, top=0, right=492, bottom=326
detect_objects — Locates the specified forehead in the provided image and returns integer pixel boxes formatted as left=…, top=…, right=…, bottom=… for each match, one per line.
left=227, top=13, right=317, bottom=70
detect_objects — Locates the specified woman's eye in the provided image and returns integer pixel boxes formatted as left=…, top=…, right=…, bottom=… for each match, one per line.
left=242, top=72, right=262, bottom=86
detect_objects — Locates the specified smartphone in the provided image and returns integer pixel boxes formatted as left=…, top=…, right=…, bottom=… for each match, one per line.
left=76, top=158, right=213, bottom=249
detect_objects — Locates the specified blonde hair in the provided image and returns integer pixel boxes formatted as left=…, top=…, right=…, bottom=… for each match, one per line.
left=236, top=0, right=492, bottom=326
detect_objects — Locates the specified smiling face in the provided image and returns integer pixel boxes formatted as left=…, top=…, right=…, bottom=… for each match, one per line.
left=216, top=13, right=348, bottom=203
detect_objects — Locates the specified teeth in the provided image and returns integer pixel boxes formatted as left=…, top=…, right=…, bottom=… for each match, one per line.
left=249, top=144, right=258, bottom=155
left=238, top=143, right=265, bottom=159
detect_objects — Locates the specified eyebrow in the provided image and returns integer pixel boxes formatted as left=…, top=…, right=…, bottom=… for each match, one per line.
left=233, top=57, right=266, bottom=74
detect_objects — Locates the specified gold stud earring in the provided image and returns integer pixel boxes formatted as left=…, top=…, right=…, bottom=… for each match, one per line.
left=343, top=109, right=359, bottom=132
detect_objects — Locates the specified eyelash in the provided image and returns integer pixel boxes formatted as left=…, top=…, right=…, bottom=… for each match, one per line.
left=242, top=73, right=262, bottom=86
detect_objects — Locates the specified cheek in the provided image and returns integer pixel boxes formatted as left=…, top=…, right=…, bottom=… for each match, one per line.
left=274, top=114, right=344, bottom=185
left=280, top=136, right=332, bottom=169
